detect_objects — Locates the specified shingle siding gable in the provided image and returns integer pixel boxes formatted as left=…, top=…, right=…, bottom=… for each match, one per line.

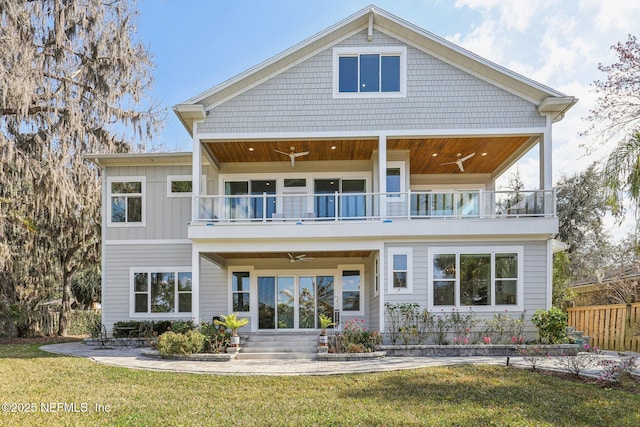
left=199, top=30, right=545, bottom=134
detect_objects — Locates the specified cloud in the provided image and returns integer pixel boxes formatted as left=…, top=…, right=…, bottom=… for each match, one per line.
left=454, top=0, right=550, bottom=32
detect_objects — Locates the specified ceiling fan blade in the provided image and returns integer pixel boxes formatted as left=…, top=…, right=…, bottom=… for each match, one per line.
left=460, top=152, right=476, bottom=162
left=292, top=151, right=309, bottom=157
left=457, top=161, right=464, bottom=172
left=440, top=161, right=458, bottom=166
left=273, top=150, right=290, bottom=156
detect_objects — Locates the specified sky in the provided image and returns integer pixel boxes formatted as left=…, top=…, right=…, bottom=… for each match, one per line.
left=134, top=0, right=640, bottom=238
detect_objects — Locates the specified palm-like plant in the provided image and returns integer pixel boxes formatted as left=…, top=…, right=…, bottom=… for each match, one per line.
left=603, top=131, right=640, bottom=218
left=319, top=313, right=336, bottom=336
left=214, top=313, right=249, bottom=337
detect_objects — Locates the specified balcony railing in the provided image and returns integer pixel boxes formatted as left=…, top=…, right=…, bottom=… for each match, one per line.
left=192, top=189, right=555, bottom=223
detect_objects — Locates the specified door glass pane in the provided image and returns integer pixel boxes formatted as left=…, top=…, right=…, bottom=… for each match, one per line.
left=225, top=181, right=249, bottom=220
left=111, top=196, right=126, bottom=222
left=360, top=54, right=380, bottom=92
left=316, top=276, right=335, bottom=326
left=250, top=180, right=276, bottom=219
left=342, top=270, right=360, bottom=311
left=386, top=168, right=401, bottom=193
left=258, top=277, right=275, bottom=329
left=299, top=277, right=316, bottom=329
left=277, top=277, right=294, bottom=329
left=315, top=179, right=339, bottom=219
left=341, top=179, right=366, bottom=218
left=460, top=254, right=491, bottom=306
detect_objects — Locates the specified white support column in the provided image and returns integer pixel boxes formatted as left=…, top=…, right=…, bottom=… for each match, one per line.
left=540, top=115, right=553, bottom=190
left=192, top=122, right=202, bottom=221
left=191, top=245, right=200, bottom=323
left=378, top=134, right=387, bottom=218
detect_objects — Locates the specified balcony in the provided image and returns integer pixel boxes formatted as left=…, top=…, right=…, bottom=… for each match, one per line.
left=192, top=189, right=555, bottom=223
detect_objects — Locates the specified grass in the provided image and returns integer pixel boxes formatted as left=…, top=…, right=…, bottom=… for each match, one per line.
left=0, top=342, right=639, bottom=426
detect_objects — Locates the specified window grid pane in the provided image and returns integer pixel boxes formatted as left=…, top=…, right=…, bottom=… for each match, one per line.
left=359, top=54, right=380, bottom=92
left=381, top=55, right=400, bottom=92
left=338, top=56, right=358, bottom=92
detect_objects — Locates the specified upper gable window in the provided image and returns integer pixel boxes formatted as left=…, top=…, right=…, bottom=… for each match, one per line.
left=333, top=47, right=406, bottom=98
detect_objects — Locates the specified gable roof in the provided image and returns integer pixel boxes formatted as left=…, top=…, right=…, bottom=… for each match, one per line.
left=174, top=4, right=576, bottom=135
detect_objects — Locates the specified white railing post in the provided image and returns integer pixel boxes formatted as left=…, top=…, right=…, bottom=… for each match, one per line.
left=478, top=189, right=484, bottom=218
left=262, top=192, right=267, bottom=222
left=406, top=189, right=412, bottom=219
left=334, top=191, right=339, bottom=221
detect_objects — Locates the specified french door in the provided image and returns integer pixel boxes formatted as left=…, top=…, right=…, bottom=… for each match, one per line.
left=314, top=179, right=366, bottom=219
left=258, top=275, right=334, bottom=330
left=225, top=180, right=276, bottom=220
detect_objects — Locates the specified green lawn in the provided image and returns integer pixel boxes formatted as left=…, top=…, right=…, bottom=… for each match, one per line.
left=0, top=343, right=638, bottom=426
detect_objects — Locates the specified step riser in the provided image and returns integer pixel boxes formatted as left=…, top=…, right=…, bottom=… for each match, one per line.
left=239, top=334, right=319, bottom=359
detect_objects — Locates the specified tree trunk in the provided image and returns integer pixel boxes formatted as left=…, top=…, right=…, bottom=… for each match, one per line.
left=58, top=270, right=73, bottom=336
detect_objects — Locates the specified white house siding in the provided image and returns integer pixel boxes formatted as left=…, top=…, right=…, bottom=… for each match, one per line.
left=383, top=240, right=549, bottom=335
left=365, top=253, right=380, bottom=331
left=101, top=243, right=192, bottom=331
left=199, top=30, right=545, bottom=135
left=105, top=165, right=192, bottom=241
left=199, top=256, right=227, bottom=323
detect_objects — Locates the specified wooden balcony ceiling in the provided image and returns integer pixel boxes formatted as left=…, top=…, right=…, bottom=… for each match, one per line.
left=214, top=251, right=373, bottom=260
left=205, top=135, right=532, bottom=174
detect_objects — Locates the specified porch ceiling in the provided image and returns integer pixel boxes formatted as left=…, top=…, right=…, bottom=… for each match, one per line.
left=213, top=251, right=374, bottom=260
left=204, top=135, right=533, bottom=174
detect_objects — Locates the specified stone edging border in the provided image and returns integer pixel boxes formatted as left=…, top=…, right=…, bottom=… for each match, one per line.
left=317, top=351, right=386, bottom=361
left=141, top=348, right=235, bottom=361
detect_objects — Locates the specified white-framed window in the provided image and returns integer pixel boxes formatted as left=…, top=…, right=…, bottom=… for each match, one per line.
left=167, top=175, right=193, bottom=197
left=231, top=271, right=251, bottom=312
left=387, top=247, right=413, bottom=293
left=428, top=246, right=524, bottom=311
left=333, top=46, right=407, bottom=98
left=107, top=176, right=145, bottom=227
left=131, top=267, right=192, bottom=317
left=340, top=265, right=364, bottom=314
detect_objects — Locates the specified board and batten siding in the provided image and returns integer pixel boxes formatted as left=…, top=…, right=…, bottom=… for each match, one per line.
left=382, top=240, right=550, bottom=333
left=105, top=165, right=192, bottom=241
left=102, top=243, right=193, bottom=331
left=200, top=30, right=545, bottom=135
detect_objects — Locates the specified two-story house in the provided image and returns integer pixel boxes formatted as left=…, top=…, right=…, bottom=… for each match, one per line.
left=89, top=5, right=575, bottom=340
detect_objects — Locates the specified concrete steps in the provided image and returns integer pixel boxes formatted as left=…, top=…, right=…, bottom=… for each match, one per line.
left=237, top=332, right=319, bottom=360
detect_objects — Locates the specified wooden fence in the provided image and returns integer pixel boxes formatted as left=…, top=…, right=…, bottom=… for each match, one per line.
left=568, top=303, right=640, bottom=352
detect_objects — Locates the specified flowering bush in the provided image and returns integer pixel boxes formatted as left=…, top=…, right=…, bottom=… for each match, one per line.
left=482, top=310, right=525, bottom=344
left=554, top=343, right=602, bottom=377
left=329, top=319, right=381, bottom=353
left=598, top=356, right=638, bottom=383
left=517, top=344, right=549, bottom=370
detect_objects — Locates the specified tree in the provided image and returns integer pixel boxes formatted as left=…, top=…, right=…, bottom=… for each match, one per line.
left=585, top=35, right=640, bottom=221
left=0, top=0, right=159, bottom=336
left=555, top=165, right=613, bottom=281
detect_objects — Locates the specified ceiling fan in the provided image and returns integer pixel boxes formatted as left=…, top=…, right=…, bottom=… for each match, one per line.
left=440, top=152, right=475, bottom=172
left=273, top=146, right=309, bottom=168
left=288, top=253, right=314, bottom=263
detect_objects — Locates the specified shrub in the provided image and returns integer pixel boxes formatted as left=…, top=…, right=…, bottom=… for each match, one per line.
left=157, top=330, right=205, bottom=356
left=449, top=308, right=479, bottom=345
left=532, top=307, right=568, bottom=344
left=517, top=345, right=549, bottom=370
left=554, top=343, right=601, bottom=377
left=385, top=303, right=435, bottom=345
left=68, top=310, right=101, bottom=336
left=598, top=356, right=639, bottom=383
left=329, top=319, right=381, bottom=353
left=200, top=321, right=230, bottom=354
left=483, top=311, right=526, bottom=344
left=170, top=320, right=196, bottom=334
